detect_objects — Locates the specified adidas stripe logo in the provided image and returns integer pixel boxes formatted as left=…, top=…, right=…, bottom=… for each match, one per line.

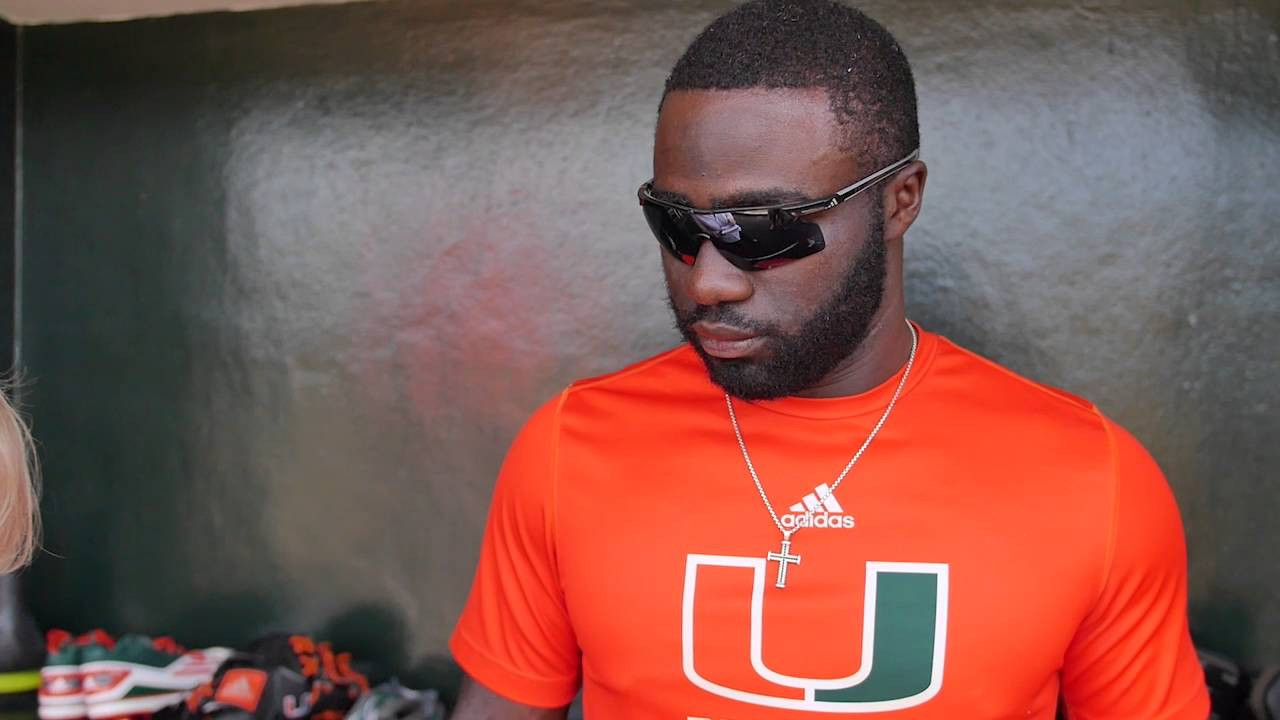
left=781, top=483, right=855, bottom=529
left=789, top=483, right=844, bottom=514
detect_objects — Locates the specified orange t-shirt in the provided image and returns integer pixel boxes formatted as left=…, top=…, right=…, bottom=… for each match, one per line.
left=451, top=327, right=1209, bottom=719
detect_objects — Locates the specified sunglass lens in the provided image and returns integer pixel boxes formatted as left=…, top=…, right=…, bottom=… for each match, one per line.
left=641, top=203, right=826, bottom=270
left=642, top=204, right=701, bottom=264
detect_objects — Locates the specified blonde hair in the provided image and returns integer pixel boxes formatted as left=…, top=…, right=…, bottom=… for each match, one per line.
left=0, top=386, right=38, bottom=573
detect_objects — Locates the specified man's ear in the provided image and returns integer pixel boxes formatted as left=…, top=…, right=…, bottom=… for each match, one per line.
left=883, top=161, right=927, bottom=242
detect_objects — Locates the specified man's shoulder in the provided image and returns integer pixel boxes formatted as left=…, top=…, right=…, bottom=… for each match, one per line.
left=928, top=332, right=1168, bottom=523
left=564, top=343, right=711, bottom=401
left=513, top=344, right=710, bottom=438
left=926, top=331, right=1134, bottom=460
left=931, top=331, right=1100, bottom=418
left=514, top=344, right=713, bottom=451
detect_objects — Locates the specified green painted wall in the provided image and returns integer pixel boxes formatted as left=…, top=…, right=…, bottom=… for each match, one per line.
left=17, top=0, right=1280, bottom=697
left=0, top=20, right=13, bottom=375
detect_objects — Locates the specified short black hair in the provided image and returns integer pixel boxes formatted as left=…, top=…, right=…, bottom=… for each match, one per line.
left=662, top=0, right=919, bottom=171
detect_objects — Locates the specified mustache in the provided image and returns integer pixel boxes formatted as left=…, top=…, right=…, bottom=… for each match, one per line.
left=670, top=301, right=775, bottom=336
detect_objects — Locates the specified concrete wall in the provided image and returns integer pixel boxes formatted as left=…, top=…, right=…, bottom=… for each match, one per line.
left=19, top=0, right=1280, bottom=694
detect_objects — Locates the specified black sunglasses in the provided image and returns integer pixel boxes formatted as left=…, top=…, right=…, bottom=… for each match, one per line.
left=638, top=149, right=919, bottom=271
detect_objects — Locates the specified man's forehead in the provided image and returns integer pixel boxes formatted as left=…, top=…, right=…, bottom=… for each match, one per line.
left=652, top=88, right=860, bottom=209
left=656, top=88, right=840, bottom=156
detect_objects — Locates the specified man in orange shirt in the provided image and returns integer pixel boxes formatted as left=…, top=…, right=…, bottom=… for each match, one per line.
left=450, top=1, right=1210, bottom=718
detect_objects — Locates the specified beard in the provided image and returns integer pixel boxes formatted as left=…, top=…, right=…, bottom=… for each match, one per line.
left=669, top=207, right=887, bottom=400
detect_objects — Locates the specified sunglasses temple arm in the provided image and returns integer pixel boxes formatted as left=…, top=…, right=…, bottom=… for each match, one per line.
left=829, top=148, right=921, bottom=203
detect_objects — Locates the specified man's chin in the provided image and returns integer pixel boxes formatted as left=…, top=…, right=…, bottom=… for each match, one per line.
left=691, top=347, right=793, bottom=401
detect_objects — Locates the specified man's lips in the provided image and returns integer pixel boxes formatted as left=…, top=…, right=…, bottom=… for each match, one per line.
left=691, top=322, right=765, bottom=359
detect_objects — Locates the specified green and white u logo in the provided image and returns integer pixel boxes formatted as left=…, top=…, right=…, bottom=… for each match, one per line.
left=681, top=556, right=949, bottom=713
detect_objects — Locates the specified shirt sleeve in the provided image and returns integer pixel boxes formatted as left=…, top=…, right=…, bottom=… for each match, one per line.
left=1060, top=418, right=1209, bottom=719
left=449, top=392, right=581, bottom=708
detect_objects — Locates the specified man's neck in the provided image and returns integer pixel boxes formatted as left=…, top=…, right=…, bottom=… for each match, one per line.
left=790, top=300, right=912, bottom=399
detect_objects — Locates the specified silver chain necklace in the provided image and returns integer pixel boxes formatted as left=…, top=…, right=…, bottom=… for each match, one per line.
left=726, top=319, right=919, bottom=589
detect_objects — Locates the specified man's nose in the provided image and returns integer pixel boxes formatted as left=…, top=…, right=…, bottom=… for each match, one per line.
left=687, top=240, right=753, bottom=307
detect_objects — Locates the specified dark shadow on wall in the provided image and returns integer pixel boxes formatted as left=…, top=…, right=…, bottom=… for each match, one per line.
left=316, top=604, right=412, bottom=686
left=0, top=20, right=14, bottom=376
left=317, top=605, right=469, bottom=712
left=1178, top=0, right=1280, bottom=665
left=17, top=22, right=285, bottom=640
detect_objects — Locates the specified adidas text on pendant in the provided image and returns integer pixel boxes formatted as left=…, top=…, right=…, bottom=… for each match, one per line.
left=780, top=483, right=856, bottom=530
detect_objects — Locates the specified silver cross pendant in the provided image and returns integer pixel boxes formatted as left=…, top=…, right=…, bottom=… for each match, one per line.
left=767, top=532, right=802, bottom=588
